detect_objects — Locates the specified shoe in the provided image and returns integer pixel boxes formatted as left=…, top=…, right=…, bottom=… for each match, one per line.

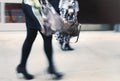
left=16, top=65, right=34, bottom=80
left=61, top=43, right=74, bottom=51
left=47, top=67, right=63, bottom=80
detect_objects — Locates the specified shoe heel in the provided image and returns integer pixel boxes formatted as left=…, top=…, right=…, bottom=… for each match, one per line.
left=16, top=66, right=34, bottom=80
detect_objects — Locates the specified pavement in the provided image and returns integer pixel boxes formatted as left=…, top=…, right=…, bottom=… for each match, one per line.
left=0, top=31, right=120, bottom=81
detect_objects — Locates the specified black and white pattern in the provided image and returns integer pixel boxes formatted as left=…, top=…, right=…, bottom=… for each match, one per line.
left=54, top=0, right=80, bottom=43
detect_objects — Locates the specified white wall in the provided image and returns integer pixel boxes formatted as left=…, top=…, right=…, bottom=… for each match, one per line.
left=0, top=1, right=25, bottom=31
left=0, top=0, right=22, bottom=3
left=0, top=3, right=1, bottom=22
left=81, top=24, right=112, bottom=31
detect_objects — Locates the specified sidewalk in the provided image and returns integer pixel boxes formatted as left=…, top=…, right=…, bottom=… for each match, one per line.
left=0, top=31, right=120, bottom=81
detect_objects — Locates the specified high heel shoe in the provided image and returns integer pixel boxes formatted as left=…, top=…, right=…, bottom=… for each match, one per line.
left=16, top=65, right=34, bottom=80
left=47, top=67, right=63, bottom=80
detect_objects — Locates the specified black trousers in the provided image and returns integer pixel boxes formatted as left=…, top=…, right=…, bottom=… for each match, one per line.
left=19, top=3, right=54, bottom=68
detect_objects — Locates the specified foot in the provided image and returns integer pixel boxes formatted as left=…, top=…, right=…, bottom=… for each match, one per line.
left=61, top=43, right=74, bottom=51
left=16, top=65, right=34, bottom=80
left=47, top=67, right=63, bottom=80
left=62, top=46, right=74, bottom=51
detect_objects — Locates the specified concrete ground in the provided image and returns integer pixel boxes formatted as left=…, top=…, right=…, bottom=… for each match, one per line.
left=0, top=31, right=120, bottom=81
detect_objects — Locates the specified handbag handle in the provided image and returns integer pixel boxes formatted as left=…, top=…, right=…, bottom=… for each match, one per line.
left=74, top=23, right=81, bottom=43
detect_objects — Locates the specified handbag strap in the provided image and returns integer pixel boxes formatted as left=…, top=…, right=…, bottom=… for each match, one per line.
left=74, top=23, right=81, bottom=43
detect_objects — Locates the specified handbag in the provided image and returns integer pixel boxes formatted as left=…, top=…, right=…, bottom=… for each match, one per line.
left=59, top=21, right=81, bottom=42
left=40, top=0, right=64, bottom=36
left=32, top=0, right=64, bottom=36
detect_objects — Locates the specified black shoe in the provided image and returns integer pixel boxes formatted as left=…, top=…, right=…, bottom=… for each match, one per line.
left=47, top=67, right=63, bottom=80
left=16, top=65, right=34, bottom=80
left=61, top=43, right=74, bottom=51
left=59, top=41, right=63, bottom=46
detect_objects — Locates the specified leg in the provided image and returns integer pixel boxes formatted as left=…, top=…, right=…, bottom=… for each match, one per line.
left=17, top=28, right=38, bottom=80
left=19, top=28, right=37, bottom=67
left=40, top=32, right=63, bottom=79
left=63, top=37, right=74, bottom=51
left=40, top=33, right=53, bottom=67
left=59, top=35, right=74, bottom=51
left=16, top=3, right=42, bottom=80
left=62, top=42, right=74, bottom=51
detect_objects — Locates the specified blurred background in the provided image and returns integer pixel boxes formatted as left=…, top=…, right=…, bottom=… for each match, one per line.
left=0, top=0, right=120, bottom=31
